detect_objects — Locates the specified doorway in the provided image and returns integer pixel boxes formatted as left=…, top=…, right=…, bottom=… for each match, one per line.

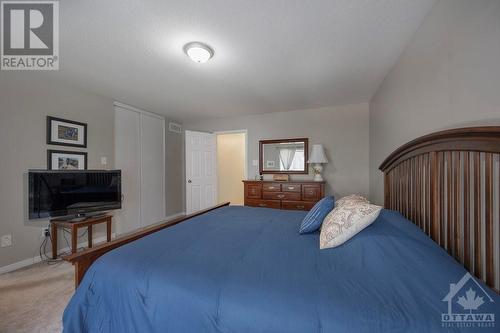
left=216, top=131, right=247, bottom=205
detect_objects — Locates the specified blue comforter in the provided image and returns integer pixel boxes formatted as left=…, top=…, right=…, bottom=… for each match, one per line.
left=63, top=206, right=499, bottom=332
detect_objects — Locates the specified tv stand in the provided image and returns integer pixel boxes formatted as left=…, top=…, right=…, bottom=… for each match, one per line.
left=50, top=214, right=113, bottom=259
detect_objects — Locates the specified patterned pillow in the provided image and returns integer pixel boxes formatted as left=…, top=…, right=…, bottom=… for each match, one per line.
left=320, top=202, right=382, bottom=249
left=299, top=196, right=335, bottom=234
left=335, top=194, right=369, bottom=207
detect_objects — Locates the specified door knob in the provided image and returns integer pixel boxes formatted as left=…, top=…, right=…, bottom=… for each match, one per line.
left=188, top=180, right=192, bottom=183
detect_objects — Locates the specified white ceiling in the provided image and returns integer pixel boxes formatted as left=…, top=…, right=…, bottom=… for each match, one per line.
left=55, top=0, right=436, bottom=121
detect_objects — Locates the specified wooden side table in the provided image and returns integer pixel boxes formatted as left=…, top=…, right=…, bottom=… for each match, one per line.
left=50, top=215, right=113, bottom=259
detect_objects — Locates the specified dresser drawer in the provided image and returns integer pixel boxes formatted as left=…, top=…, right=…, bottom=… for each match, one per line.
left=246, top=184, right=262, bottom=198
left=263, top=183, right=281, bottom=192
left=245, top=199, right=281, bottom=209
left=263, top=192, right=301, bottom=201
left=302, top=184, right=321, bottom=201
left=282, top=201, right=315, bottom=211
left=282, top=184, right=301, bottom=192
left=243, top=180, right=325, bottom=212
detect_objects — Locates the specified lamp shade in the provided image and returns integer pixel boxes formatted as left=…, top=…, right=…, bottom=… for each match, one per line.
left=308, top=144, right=328, bottom=164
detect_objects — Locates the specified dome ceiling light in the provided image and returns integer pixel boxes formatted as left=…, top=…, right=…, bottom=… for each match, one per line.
left=183, top=42, right=214, bottom=63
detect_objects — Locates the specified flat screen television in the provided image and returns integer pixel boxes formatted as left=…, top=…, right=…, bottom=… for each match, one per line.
left=28, top=170, right=122, bottom=219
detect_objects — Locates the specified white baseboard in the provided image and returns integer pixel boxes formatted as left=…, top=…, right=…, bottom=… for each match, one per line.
left=0, top=212, right=186, bottom=275
left=165, top=212, right=185, bottom=220
left=0, top=233, right=116, bottom=275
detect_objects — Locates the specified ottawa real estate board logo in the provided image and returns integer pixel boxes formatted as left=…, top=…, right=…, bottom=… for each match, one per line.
left=442, top=272, right=496, bottom=329
left=1, top=0, right=59, bottom=70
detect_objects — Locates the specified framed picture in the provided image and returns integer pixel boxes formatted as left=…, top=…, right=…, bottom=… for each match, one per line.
left=47, top=150, right=88, bottom=170
left=266, top=160, right=276, bottom=168
left=47, top=116, right=87, bottom=148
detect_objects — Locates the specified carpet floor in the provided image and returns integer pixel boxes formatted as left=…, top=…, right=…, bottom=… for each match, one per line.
left=0, top=261, right=73, bottom=333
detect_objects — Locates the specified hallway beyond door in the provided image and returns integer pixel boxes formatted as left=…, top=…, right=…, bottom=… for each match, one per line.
left=216, top=132, right=247, bottom=205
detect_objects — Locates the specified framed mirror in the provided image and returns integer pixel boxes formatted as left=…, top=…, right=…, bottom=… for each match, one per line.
left=259, top=138, right=308, bottom=174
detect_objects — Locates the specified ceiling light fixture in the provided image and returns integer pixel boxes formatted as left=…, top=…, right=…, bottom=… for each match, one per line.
left=183, top=42, right=214, bottom=63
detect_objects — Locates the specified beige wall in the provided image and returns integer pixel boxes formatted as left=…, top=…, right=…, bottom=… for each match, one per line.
left=216, top=133, right=246, bottom=205
left=0, top=73, right=115, bottom=269
left=186, top=103, right=370, bottom=199
left=369, top=0, right=500, bottom=205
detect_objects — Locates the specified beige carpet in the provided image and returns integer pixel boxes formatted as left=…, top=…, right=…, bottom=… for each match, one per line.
left=0, top=262, right=74, bottom=333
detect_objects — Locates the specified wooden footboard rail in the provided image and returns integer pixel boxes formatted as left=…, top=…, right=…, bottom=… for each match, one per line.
left=379, top=127, right=500, bottom=293
left=63, top=202, right=230, bottom=288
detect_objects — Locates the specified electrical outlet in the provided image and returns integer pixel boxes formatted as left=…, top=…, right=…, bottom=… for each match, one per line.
left=41, top=227, right=50, bottom=238
left=1, top=234, right=12, bottom=248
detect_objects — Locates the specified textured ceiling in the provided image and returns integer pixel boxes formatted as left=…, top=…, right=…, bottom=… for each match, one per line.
left=53, top=0, right=436, bottom=121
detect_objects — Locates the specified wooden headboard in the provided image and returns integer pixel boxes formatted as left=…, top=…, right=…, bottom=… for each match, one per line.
left=379, top=127, right=500, bottom=292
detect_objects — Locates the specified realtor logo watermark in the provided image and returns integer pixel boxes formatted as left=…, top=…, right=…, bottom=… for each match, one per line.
left=1, top=0, right=59, bottom=70
left=442, top=272, right=495, bottom=328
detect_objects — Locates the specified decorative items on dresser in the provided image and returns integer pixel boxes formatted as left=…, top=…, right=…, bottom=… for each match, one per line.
left=243, top=180, right=325, bottom=211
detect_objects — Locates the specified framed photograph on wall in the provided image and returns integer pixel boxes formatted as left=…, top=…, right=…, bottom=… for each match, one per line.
left=47, top=150, right=88, bottom=170
left=47, top=116, right=87, bottom=148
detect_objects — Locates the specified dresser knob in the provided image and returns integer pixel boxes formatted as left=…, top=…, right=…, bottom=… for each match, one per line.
left=277, top=194, right=284, bottom=199
left=308, top=191, right=313, bottom=195
left=297, top=205, right=305, bottom=209
left=269, top=186, right=275, bottom=189
left=258, top=203, right=267, bottom=207
left=288, top=186, right=294, bottom=190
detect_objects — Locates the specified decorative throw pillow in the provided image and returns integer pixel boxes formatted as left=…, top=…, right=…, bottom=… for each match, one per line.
left=335, top=194, right=369, bottom=207
left=299, top=196, right=335, bottom=234
left=320, top=202, right=382, bottom=249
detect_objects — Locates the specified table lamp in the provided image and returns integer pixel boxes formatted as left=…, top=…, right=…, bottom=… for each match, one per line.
left=308, top=144, right=328, bottom=181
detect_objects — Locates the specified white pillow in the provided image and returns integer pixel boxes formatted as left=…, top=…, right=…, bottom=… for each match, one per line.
left=335, top=194, right=369, bottom=207
left=320, top=202, right=382, bottom=249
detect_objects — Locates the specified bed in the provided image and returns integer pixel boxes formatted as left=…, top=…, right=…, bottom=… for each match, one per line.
left=63, top=126, right=500, bottom=332
left=63, top=205, right=498, bottom=332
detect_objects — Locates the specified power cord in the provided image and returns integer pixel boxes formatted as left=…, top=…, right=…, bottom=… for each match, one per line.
left=39, top=227, right=87, bottom=265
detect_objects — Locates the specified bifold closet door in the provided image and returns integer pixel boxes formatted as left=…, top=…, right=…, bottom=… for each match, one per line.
left=140, top=113, right=165, bottom=227
left=115, top=104, right=165, bottom=233
left=114, top=107, right=141, bottom=234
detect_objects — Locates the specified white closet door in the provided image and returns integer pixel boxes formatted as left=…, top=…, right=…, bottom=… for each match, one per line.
left=114, top=107, right=141, bottom=234
left=185, top=130, right=217, bottom=214
left=140, top=113, right=166, bottom=226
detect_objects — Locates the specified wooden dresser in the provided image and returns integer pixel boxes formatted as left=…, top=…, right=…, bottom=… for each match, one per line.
left=242, top=180, right=326, bottom=211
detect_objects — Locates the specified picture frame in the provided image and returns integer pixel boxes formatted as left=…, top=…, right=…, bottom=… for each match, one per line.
left=47, top=150, right=88, bottom=170
left=47, top=116, right=87, bottom=148
left=273, top=174, right=289, bottom=181
left=265, top=160, right=276, bottom=168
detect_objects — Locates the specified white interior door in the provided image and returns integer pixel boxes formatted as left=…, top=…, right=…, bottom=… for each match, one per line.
left=140, top=113, right=166, bottom=226
left=185, top=130, right=217, bottom=214
left=114, top=106, right=141, bottom=234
